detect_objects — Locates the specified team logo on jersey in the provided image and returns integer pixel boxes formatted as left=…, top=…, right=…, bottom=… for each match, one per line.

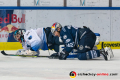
left=63, top=35, right=67, bottom=39
left=79, top=45, right=83, bottom=50
left=69, top=71, right=77, bottom=78
left=28, top=35, right=32, bottom=40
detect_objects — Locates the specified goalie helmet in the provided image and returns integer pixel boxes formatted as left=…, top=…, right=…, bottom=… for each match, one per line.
left=51, top=22, right=62, bottom=35
left=14, top=29, right=26, bottom=42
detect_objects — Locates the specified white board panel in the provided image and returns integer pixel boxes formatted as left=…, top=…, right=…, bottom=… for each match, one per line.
left=66, top=0, right=109, bottom=7
left=24, top=10, right=111, bottom=41
left=21, top=0, right=109, bottom=7
left=111, top=10, right=120, bottom=41
left=21, top=0, right=63, bottom=6
left=112, top=0, right=120, bottom=7
left=21, top=0, right=34, bottom=6
left=0, top=0, right=17, bottom=6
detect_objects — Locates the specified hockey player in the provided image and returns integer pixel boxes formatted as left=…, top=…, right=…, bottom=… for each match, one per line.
left=13, top=27, right=62, bottom=56
left=50, top=22, right=114, bottom=61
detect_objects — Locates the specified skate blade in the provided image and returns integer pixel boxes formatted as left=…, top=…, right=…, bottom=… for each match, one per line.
left=48, top=56, right=59, bottom=59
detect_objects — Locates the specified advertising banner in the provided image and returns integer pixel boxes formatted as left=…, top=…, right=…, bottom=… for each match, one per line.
left=0, top=7, right=120, bottom=50
left=0, top=10, right=25, bottom=42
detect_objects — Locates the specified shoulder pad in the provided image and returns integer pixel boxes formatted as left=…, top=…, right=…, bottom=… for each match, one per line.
left=62, top=27, right=66, bottom=32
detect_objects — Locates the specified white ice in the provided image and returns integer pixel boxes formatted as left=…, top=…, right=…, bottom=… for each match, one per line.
left=0, top=49, right=120, bottom=80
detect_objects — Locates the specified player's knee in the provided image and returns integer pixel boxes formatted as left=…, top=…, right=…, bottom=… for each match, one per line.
left=77, top=53, right=87, bottom=60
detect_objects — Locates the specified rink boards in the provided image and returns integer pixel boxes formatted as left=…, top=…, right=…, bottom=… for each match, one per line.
left=0, top=41, right=120, bottom=50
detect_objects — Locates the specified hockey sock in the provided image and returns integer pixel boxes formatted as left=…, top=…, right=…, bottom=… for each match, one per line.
left=77, top=50, right=100, bottom=60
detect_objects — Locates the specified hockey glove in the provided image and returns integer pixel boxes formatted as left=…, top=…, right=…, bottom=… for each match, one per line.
left=16, top=49, right=37, bottom=56
left=59, top=51, right=69, bottom=60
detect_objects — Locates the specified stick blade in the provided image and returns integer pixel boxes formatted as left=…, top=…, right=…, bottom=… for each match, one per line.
left=1, top=50, right=8, bottom=55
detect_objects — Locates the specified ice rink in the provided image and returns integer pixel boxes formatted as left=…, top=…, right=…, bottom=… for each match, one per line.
left=0, top=49, right=120, bottom=80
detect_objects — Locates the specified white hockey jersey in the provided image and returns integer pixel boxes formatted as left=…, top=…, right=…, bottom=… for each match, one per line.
left=22, top=28, right=48, bottom=55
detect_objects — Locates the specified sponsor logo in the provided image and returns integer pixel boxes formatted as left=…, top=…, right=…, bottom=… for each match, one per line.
left=96, top=42, right=120, bottom=49
left=69, top=71, right=118, bottom=78
left=0, top=24, right=19, bottom=33
left=0, top=24, right=19, bottom=38
left=102, top=42, right=120, bottom=47
left=69, top=71, right=77, bottom=78
left=34, top=0, right=39, bottom=6
left=0, top=14, right=25, bottom=23
left=80, top=0, right=85, bottom=6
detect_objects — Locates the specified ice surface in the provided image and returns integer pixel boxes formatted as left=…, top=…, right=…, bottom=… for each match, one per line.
left=0, top=49, right=120, bottom=80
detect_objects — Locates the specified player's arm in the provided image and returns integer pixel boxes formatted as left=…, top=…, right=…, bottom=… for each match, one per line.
left=17, top=40, right=40, bottom=56
left=17, top=41, right=40, bottom=56
left=61, top=34, right=75, bottom=53
left=20, top=30, right=41, bottom=56
left=47, top=32, right=63, bottom=45
left=44, top=27, right=63, bottom=45
left=58, top=30, right=75, bottom=60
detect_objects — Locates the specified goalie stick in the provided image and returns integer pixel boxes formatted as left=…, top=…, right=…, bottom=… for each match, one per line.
left=1, top=50, right=49, bottom=58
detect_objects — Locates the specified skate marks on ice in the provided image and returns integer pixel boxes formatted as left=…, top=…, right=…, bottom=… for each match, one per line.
left=0, top=49, right=120, bottom=61
left=0, top=49, right=120, bottom=80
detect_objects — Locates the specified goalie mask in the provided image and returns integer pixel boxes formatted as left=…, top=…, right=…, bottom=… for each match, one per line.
left=51, top=22, right=62, bottom=35
left=14, top=29, right=26, bottom=42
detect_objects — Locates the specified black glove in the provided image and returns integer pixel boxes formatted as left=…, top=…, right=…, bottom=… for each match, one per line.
left=59, top=51, right=69, bottom=60
left=48, top=53, right=59, bottom=59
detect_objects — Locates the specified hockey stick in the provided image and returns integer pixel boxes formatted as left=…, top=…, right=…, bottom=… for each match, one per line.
left=1, top=50, right=49, bottom=58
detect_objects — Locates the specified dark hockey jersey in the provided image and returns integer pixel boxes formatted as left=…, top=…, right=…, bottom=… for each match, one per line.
left=60, top=25, right=78, bottom=53
left=60, top=25, right=96, bottom=53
